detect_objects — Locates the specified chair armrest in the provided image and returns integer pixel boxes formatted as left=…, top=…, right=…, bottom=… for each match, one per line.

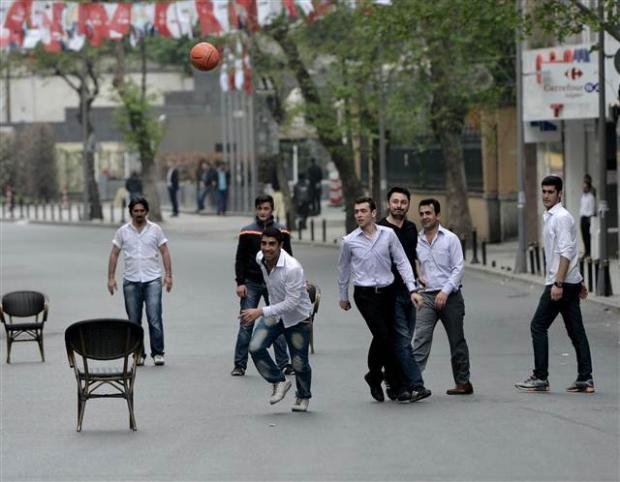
left=0, top=304, right=5, bottom=325
left=42, top=297, right=49, bottom=322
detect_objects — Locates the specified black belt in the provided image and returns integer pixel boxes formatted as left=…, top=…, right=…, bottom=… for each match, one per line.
left=354, top=285, right=392, bottom=294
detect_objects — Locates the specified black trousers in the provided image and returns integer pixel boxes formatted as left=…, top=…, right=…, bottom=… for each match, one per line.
left=353, top=285, right=401, bottom=388
left=530, top=283, right=593, bottom=381
left=580, top=216, right=591, bottom=257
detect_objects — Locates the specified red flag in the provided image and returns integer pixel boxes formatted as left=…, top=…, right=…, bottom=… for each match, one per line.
left=78, top=3, right=109, bottom=47
left=43, top=2, right=65, bottom=53
left=282, top=0, right=299, bottom=19
left=195, top=0, right=223, bottom=36
left=307, top=0, right=332, bottom=23
left=242, top=45, right=252, bottom=95
left=4, top=0, right=32, bottom=32
left=154, top=2, right=172, bottom=37
left=236, top=0, right=258, bottom=33
left=107, top=3, right=132, bottom=39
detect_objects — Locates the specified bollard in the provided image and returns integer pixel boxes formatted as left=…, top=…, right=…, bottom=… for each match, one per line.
left=481, top=240, right=487, bottom=266
left=298, top=219, right=303, bottom=240
left=19, top=200, right=24, bottom=219
left=26, top=203, right=30, bottom=219
left=310, top=219, right=315, bottom=242
left=43, top=203, right=47, bottom=220
left=534, top=244, right=541, bottom=275
left=120, top=199, right=126, bottom=224
left=542, top=251, right=546, bottom=274
left=602, top=260, right=614, bottom=296
left=322, top=219, right=326, bottom=243
left=34, top=202, right=39, bottom=220
left=587, top=257, right=593, bottom=292
left=491, top=260, right=496, bottom=268
left=1, top=201, right=4, bottom=219
left=110, top=203, right=115, bottom=223
left=471, top=229, right=480, bottom=264
left=529, top=244, right=535, bottom=275
left=58, top=203, right=63, bottom=221
left=460, top=238, right=467, bottom=258
left=594, top=259, right=599, bottom=292
left=68, top=202, right=73, bottom=222
left=50, top=203, right=55, bottom=221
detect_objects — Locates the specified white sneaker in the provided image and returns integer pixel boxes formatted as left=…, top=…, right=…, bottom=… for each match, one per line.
left=269, top=380, right=292, bottom=405
left=291, top=398, right=309, bottom=412
left=137, top=355, right=146, bottom=366
left=153, top=355, right=165, bottom=366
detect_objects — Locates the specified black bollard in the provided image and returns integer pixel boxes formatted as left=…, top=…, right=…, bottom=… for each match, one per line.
left=460, top=238, right=467, bottom=258
left=58, top=203, right=63, bottom=221
left=34, top=202, right=39, bottom=220
left=471, top=229, right=480, bottom=264
left=50, top=203, right=55, bottom=221
left=602, top=260, right=614, bottom=296
left=542, top=251, right=546, bottom=275
left=26, top=203, right=30, bottom=219
left=481, top=240, right=487, bottom=266
left=310, top=218, right=315, bottom=241
left=534, top=244, right=541, bottom=275
left=322, top=219, right=326, bottom=243
left=19, top=199, right=24, bottom=219
left=120, top=199, right=126, bottom=223
left=68, top=202, right=73, bottom=222
left=43, top=203, right=47, bottom=220
left=587, top=257, right=593, bottom=292
left=594, top=259, right=599, bottom=292
left=491, top=260, right=496, bottom=268
left=110, top=203, right=115, bottom=223
left=298, top=219, right=303, bottom=240
left=529, top=245, right=535, bottom=275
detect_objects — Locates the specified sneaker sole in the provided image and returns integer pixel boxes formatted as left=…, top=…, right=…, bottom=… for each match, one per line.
left=566, top=387, right=595, bottom=393
left=515, top=385, right=549, bottom=392
left=291, top=405, right=309, bottom=412
left=269, top=381, right=292, bottom=405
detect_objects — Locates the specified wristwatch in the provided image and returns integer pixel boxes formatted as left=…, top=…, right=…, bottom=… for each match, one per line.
left=553, top=281, right=563, bottom=288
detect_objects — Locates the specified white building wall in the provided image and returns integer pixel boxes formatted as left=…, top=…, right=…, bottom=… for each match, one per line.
left=0, top=72, right=194, bottom=124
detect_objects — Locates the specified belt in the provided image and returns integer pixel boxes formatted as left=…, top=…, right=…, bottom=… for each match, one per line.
left=354, top=285, right=392, bottom=294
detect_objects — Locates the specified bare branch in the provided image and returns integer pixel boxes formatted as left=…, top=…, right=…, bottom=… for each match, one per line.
left=569, top=0, right=620, bottom=42
left=54, top=66, right=80, bottom=93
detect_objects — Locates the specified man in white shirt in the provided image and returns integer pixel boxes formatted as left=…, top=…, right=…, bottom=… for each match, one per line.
left=413, top=198, right=473, bottom=395
left=516, top=176, right=593, bottom=393
left=579, top=174, right=596, bottom=258
left=107, top=197, right=173, bottom=366
left=337, top=197, right=429, bottom=404
left=240, top=227, right=313, bottom=412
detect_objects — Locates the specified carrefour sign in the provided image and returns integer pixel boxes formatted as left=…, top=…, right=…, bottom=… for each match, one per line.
left=523, top=39, right=619, bottom=121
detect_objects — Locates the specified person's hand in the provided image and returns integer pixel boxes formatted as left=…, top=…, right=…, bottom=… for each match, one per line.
left=418, top=276, right=428, bottom=288
left=164, top=275, right=173, bottom=293
left=411, top=292, right=423, bottom=310
left=579, top=282, right=588, bottom=300
left=434, top=291, right=449, bottom=310
left=239, top=308, right=262, bottom=325
left=107, top=278, right=117, bottom=295
left=550, top=285, right=563, bottom=301
left=236, top=285, right=247, bottom=298
left=339, top=300, right=351, bottom=311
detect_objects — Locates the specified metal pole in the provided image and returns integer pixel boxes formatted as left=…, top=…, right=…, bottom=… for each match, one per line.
left=596, top=0, right=609, bottom=296
left=249, top=94, right=257, bottom=205
left=514, top=0, right=527, bottom=273
left=220, top=84, right=229, bottom=216
left=241, top=93, right=250, bottom=213
left=81, top=83, right=90, bottom=220
left=378, top=61, right=387, bottom=216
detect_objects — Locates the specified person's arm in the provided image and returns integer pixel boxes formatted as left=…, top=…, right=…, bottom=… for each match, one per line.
left=107, top=245, right=121, bottom=295
left=337, top=241, right=352, bottom=309
left=261, top=267, right=306, bottom=319
left=234, top=233, right=248, bottom=297
left=389, top=231, right=423, bottom=308
left=159, top=243, right=173, bottom=292
left=551, top=215, right=576, bottom=300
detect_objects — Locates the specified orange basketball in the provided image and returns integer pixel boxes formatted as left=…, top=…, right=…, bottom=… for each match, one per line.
left=189, top=42, right=220, bottom=71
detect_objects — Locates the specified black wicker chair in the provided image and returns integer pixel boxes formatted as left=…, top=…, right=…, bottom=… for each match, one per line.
left=306, top=282, right=321, bottom=354
left=0, top=291, right=49, bottom=363
left=65, top=319, right=143, bottom=432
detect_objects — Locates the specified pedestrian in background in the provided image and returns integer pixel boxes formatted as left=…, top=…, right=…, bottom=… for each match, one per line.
left=240, top=227, right=314, bottom=412
left=231, top=195, right=293, bottom=377
left=337, top=197, right=427, bottom=403
left=125, top=170, right=143, bottom=202
left=216, top=162, right=229, bottom=216
left=515, top=176, right=594, bottom=393
left=378, top=187, right=429, bottom=402
left=579, top=174, right=596, bottom=259
left=107, top=197, right=173, bottom=366
left=413, top=198, right=473, bottom=395
left=293, top=173, right=311, bottom=230
left=166, top=160, right=180, bottom=217
left=307, top=157, right=323, bottom=216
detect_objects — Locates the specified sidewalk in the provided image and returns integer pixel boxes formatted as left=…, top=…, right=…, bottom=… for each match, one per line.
left=3, top=199, right=618, bottom=311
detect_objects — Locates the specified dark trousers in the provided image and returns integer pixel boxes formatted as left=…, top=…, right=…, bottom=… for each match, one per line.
left=353, top=285, right=400, bottom=388
left=530, top=283, right=593, bottom=381
left=168, top=186, right=179, bottom=215
left=580, top=216, right=591, bottom=257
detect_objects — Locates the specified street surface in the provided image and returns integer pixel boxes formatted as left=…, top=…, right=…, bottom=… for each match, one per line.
left=1, top=221, right=619, bottom=481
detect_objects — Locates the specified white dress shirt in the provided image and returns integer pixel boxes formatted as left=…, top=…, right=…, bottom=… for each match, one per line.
left=257, top=250, right=313, bottom=328
left=579, top=192, right=596, bottom=217
left=543, top=202, right=582, bottom=285
left=113, top=221, right=168, bottom=283
left=337, top=225, right=418, bottom=302
left=416, top=224, right=464, bottom=293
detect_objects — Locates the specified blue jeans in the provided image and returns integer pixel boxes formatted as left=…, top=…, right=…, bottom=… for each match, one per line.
left=234, top=280, right=290, bottom=370
left=123, top=278, right=164, bottom=357
left=250, top=317, right=312, bottom=399
left=393, top=286, right=424, bottom=390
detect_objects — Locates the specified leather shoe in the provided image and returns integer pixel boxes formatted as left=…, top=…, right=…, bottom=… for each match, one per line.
left=446, top=382, right=473, bottom=395
left=364, top=373, right=385, bottom=402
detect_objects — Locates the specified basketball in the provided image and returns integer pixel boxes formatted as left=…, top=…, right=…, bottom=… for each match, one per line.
left=189, top=42, right=220, bottom=71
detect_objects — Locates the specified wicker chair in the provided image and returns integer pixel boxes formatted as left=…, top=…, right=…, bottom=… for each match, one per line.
left=0, top=291, right=49, bottom=363
left=65, top=319, right=143, bottom=432
left=306, top=282, right=321, bottom=354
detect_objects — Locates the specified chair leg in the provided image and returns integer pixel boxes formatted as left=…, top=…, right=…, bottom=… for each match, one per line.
left=6, top=337, right=12, bottom=364
left=127, top=393, right=137, bottom=431
left=77, top=393, right=87, bottom=432
left=38, top=332, right=45, bottom=362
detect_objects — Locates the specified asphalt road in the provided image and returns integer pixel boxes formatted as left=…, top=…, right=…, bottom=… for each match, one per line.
left=1, top=221, right=619, bottom=481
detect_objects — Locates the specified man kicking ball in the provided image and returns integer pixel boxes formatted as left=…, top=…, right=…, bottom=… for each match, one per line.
left=240, top=227, right=313, bottom=412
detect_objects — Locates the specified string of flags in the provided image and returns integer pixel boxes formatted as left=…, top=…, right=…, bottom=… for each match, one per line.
left=0, top=0, right=392, bottom=53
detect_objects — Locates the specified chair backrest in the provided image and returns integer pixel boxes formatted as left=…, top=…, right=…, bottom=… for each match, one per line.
left=65, top=319, right=143, bottom=361
left=306, top=282, right=321, bottom=314
left=2, top=291, right=46, bottom=318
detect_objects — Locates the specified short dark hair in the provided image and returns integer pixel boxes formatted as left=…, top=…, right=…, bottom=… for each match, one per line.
left=354, top=196, right=376, bottom=211
left=419, top=198, right=440, bottom=215
left=262, top=226, right=284, bottom=244
left=387, top=186, right=411, bottom=202
left=255, top=194, right=274, bottom=209
left=541, top=175, right=563, bottom=191
left=129, top=197, right=149, bottom=213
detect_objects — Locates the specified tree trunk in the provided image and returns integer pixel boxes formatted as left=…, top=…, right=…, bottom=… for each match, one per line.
left=270, top=23, right=363, bottom=233
left=83, top=98, right=102, bottom=220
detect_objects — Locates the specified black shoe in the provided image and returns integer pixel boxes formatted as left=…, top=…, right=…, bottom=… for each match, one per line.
left=230, top=367, right=245, bottom=376
left=386, top=387, right=399, bottom=401
left=283, top=365, right=295, bottom=376
left=364, top=373, right=384, bottom=402
left=397, top=389, right=412, bottom=403
left=411, top=387, right=432, bottom=402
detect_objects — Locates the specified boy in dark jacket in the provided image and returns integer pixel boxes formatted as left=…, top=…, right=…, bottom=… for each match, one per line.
left=231, top=195, right=293, bottom=376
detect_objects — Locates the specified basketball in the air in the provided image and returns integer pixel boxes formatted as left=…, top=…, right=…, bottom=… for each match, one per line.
left=189, top=42, right=220, bottom=71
